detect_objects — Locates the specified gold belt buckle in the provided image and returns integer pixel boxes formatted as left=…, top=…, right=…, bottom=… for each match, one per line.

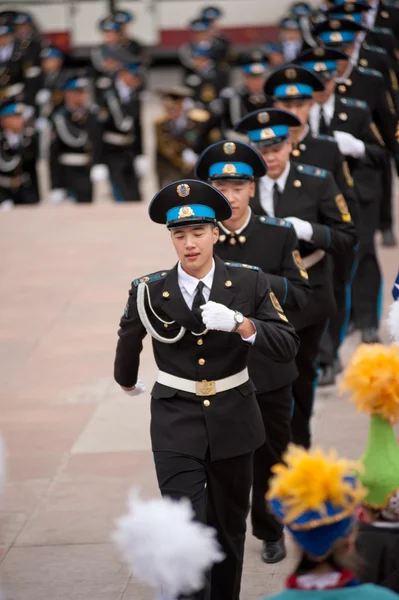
left=196, top=380, right=216, bottom=396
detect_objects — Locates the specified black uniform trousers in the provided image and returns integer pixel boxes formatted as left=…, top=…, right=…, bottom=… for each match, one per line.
left=292, top=320, right=328, bottom=449
left=352, top=199, right=382, bottom=330
left=104, top=148, right=141, bottom=202
left=251, top=385, right=292, bottom=542
left=64, top=166, right=93, bottom=204
left=153, top=449, right=253, bottom=600
left=379, top=154, right=394, bottom=232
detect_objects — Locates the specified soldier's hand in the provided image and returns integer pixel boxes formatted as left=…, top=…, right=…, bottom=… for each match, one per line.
left=49, top=189, right=66, bottom=205
left=182, top=148, right=198, bottom=167
left=122, top=379, right=146, bottom=397
left=90, top=164, right=109, bottom=182
left=200, top=301, right=236, bottom=332
left=134, top=155, right=149, bottom=178
left=285, top=217, right=313, bottom=241
left=333, top=130, right=365, bottom=158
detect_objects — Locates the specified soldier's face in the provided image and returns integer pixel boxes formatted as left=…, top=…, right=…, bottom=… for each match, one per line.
left=43, top=58, right=63, bottom=73
left=170, top=225, right=219, bottom=275
left=1, top=115, right=24, bottom=133
left=313, top=78, right=336, bottom=104
left=120, top=70, right=140, bottom=88
left=15, top=24, right=33, bottom=40
left=65, top=90, right=88, bottom=108
left=274, top=99, right=313, bottom=126
left=243, top=75, right=266, bottom=94
left=212, top=180, right=254, bottom=223
left=0, top=34, right=13, bottom=47
left=103, top=31, right=121, bottom=46
left=259, top=141, right=292, bottom=179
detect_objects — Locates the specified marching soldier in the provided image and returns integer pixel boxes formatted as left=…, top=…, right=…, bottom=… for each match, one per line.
left=93, top=59, right=145, bottom=202
left=221, top=52, right=272, bottom=135
left=313, top=18, right=399, bottom=248
left=200, top=6, right=234, bottom=67
left=35, top=47, right=64, bottom=122
left=114, top=179, right=299, bottom=600
left=183, top=43, right=228, bottom=106
left=195, top=140, right=312, bottom=564
left=112, top=10, right=143, bottom=58
left=10, top=12, right=42, bottom=109
left=235, top=108, right=357, bottom=449
left=278, top=16, right=304, bottom=62
left=155, top=86, right=222, bottom=187
left=296, top=46, right=387, bottom=360
left=49, top=74, right=99, bottom=204
left=0, top=100, right=39, bottom=208
left=0, top=22, right=25, bottom=104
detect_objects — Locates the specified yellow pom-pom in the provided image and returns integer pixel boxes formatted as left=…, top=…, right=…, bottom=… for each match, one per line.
left=340, top=344, right=399, bottom=424
left=267, top=445, right=365, bottom=524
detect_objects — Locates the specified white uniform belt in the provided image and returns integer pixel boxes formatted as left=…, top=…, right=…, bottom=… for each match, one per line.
left=157, top=368, right=249, bottom=396
left=302, top=249, right=326, bottom=270
left=59, top=153, right=90, bottom=166
left=103, top=131, right=134, bottom=146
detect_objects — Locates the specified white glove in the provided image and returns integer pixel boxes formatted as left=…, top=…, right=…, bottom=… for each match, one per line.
left=333, top=130, right=365, bottom=158
left=285, top=217, right=313, bottom=241
left=36, top=88, right=51, bottom=105
left=90, top=164, right=109, bottom=182
left=49, top=189, right=66, bottom=204
left=122, top=379, right=146, bottom=396
left=134, top=154, right=149, bottom=178
left=182, top=148, right=198, bottom=167
left=35, top=117, right=48, bottom=132
left=0, top=199, right=14, bottom=211
left=200, top=301, right=236, bottom=333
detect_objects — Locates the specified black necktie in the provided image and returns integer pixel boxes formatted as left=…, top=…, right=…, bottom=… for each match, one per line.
left=273, top=183, right=281, bottom=215
left=192, top=281, right=206, bottom=322
left=319, top=107, right=328, bottom=135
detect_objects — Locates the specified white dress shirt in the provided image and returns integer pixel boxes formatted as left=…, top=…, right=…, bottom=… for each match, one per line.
left=177, top=259, right=256, bottom=343
left=218, top=208, right=252, bottom=235
left=116, top=77, right=132, bottom=103
left=309, top=93, right=335, bottom=135
left=0, top=43, right=14, bottom=63
left=258, top=161, right=291, bottom=216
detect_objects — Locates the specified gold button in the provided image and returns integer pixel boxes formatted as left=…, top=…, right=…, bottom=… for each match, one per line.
left=339, top=112, right=348, bottom=121
left=162, top=291, right=170, bottom=298
left=163, top=323, right=169, bottom=328
left=219, top=234, right=226, bottom=242
left=197, top=338, right=203, bottom=345
left=292, top=149, right=300, bottom=157
left=382, top=10, right=389, bottom=17
left=293, top=179, right=302, bottom=188
left=338, top=85, right=346, bottom=93
left=299, top=144, right=306, bottom=151
left=360, top=58, right=368, bottom=67
left=203, top=399, right=210, bottom=407
left=198, top=358, right=205, bottom=365
left=225, top=280, right=232, bottom=287
left=229, top=237, right=236, bottom=245
left=345, top=79, right=352, bottom=86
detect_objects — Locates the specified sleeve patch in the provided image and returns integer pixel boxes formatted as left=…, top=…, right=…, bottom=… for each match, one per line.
left=335, top=194, right=351, bottom=222
left=270, top=291, right=284, bottom=313
left=342, top=160, right=354, bottom=187
left=292, top=250, right=309, bottom=280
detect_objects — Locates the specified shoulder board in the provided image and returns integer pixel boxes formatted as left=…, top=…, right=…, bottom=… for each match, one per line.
left=357, top=66, right=383, bottom=78
left=340, top=97, right=368, bottom=109
left=133, top=270, right=169, bottom=286
left=383, top=0, right=399, bottom=7
left=296, top=163, right=327, bottom=178
left=224, top=261, right=259, bottom=271
left=373, top=26, right=392, bottom=35
left=187, top=108, right=211, bottom=123
left=312, top=133, right=337, bottom=143
left=258, top=215, right=292, bottom=228
left=363, top=43, right=387, bottom=55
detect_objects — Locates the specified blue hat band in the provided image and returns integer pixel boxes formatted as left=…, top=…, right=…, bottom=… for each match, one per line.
left=209, top=162, right=254, bottom=178
left=300, top=60, right=338, bottom=72
left=102, top=23, right=121, bottom=31
left=274, top=83, right=314, bottom=98
left=319, top=31, right=356, bottom=43
left=64, top=77, right=88, bottom=91
left=44, top=49, right=63, bottom=59
left=249, top=124, right=289, bottom=142
left=0, top=26, right=12, bottom=35
left=0, top=103, right=23, bottom=118
left=242, top=62, right=267, bottom=75
left=192, top=23, right=210, bottom=32
left=124, top=64, right=139, bottom=73
left=166, top=204, right=216, bottom=223
left=330, top=13, right=363, bottom=22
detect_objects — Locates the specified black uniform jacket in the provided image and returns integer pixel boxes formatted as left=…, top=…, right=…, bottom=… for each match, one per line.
left=324, top=96, right=387, bottom=205
left=357, top=521, right=399, bottom=593
left=251, top=164, right=357, bottom=330
left=222, top=86, right=273, bottom=131
left=214, top=213, right=311, bottom=392
left=358, top=43, right=399, bottom=114
left=291, top=129, right=359, bottom=222
left=114, top=256, right=299, bottom=461
left=0, top=126, right=38, bottom=203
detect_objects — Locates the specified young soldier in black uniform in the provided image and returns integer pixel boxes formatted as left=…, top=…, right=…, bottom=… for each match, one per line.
left=35, top=46, right=64, bottom=121
left=297, top=46, right=387, bottom=375
left=11, top=12, right=42, bottom=109
left=0, top=22, right=25, bottom=104
left=49, top=74, right=99, bottom=204
left=195, top=141, right=311, bottom=564
left=183, top=43, right=227, bottom=110
left=200, top=6, right=233, bottom=67
left=112, top=10, right=143, bottom=58
left=235, top=108, right=357, bottom=449
left=155, top=86, right=222, bottom=187
left=93, top=58, right=145, bottom=202
left=221, top=52, right=272, bottom=135
left=114, top=179, right=299, bottom=600
left=0, top=100, right=39, bottom=208
left=313, top=18, right=399, bottom=248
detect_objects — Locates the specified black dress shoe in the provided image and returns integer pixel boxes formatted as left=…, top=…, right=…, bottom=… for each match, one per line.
left=333, top=356, right=343, bottom=375
left=381, top=229, right=397, bottom=247
left=262, top=537, right=286, bottom=564
left=361, top=327, right=381, bottom=344
left=318, top=365, right=336, bottom=387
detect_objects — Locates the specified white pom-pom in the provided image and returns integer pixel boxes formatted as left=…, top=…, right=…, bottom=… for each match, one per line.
left=113, top=491, right=224, bottom=598
left=387, top=300, right=399, bottom=344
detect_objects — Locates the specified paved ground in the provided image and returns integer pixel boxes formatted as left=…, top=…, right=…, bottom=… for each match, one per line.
left=0, top=68, right=398, bottom=598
